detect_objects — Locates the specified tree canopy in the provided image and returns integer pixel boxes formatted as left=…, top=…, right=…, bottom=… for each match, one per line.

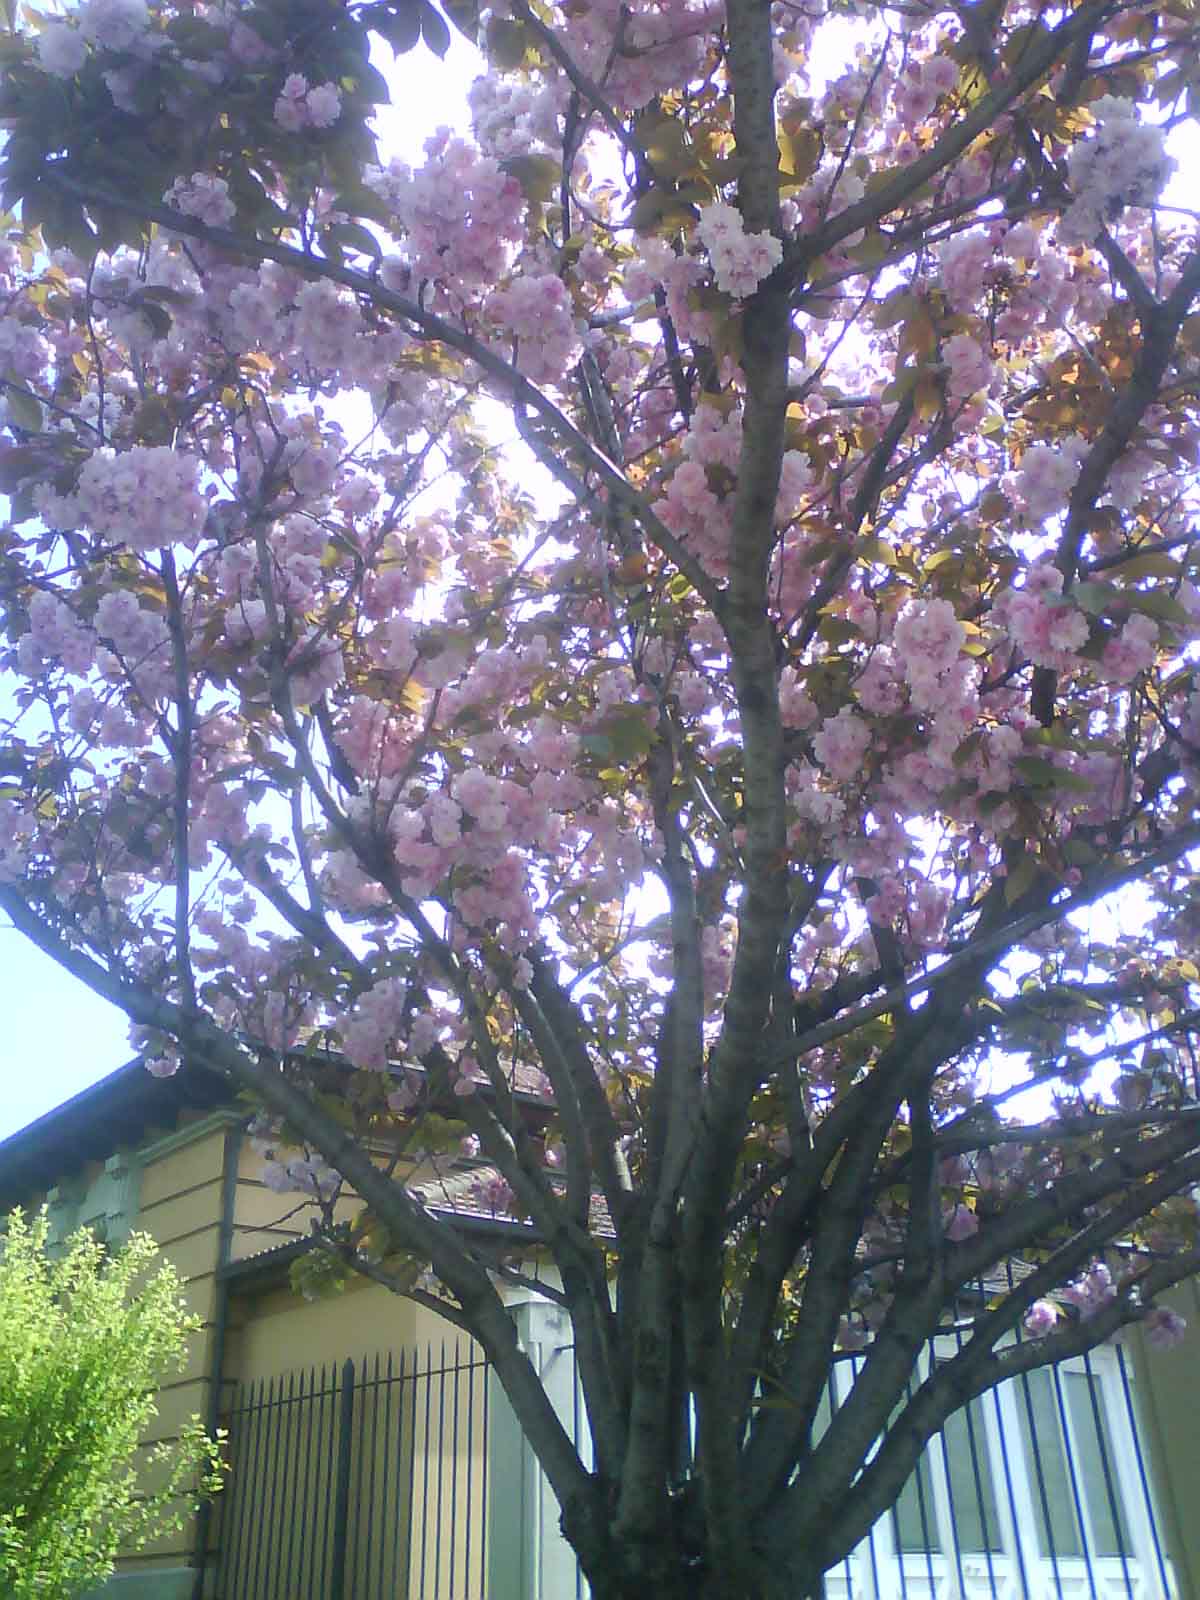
left=1, top=0, right=1200, bottom=1592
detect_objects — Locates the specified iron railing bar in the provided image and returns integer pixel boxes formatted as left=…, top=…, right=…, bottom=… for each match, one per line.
left=953, top=1323, right=1000, bottom=1590
left=1050, top=1360, right=1099, bottom=1600
left=281, top=1370, right=304, bottom=1596
left=348, top=1357, right=369, bottom=1599
left=826, top=1359, right=856, bottom=1597
left=911, top=1373, right=937, bottom=1596
left=405, top=1345, right=420, bottom=1599
left=366, top=1350, right=383, bottom=1599
left=330, top=1357, right=356, bottom=1600
left=317, top=1363, right=336, bottom=1599
left=1016, top=1366, right=1066, bottom=1600
left=990, top=1364, right=1031, bottom=1598
left=246, top=1373, right=276, bottom=1600
left=393, top=1346, right=410, bottom=1598
left=420, top=1342, right=433, bottom=1598
left=450, top=1339, right=462, bottom=1600
left=298, top=1365, right=320, bottom=1600
left=1080, top=1352, right=1134, bottom=1594
left=435, top=1339, right=448, bottom=1600
left=935, top=1405, right=968, bottom=1599
left=217, top=1383, right=247, bottom=1600
left=1116, top=1343, right=1172, bottom=1595
left=463, top=1343, right=475, bottom=1596
left=262, top=1370, right=287, bottom=1595
left=480, top=1350, right=490, bottom=1589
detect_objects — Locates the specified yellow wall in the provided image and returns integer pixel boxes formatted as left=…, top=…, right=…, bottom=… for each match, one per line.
left=1131, top=1277, right=1200, bottom=1596
left=115, top=1114, right=235, bottom=1579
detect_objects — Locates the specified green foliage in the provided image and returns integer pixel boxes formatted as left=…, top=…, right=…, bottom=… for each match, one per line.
left=0, top=1210, right=224, bottom=1600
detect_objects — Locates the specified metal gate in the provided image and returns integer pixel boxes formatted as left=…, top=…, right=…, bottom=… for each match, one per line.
left=213, top=1341, right=490, bottom=1600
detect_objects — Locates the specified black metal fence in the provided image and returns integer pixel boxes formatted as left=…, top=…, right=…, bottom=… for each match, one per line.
left=213, top=1340, right=490, bottom=1600
left=211, top=1328, right=1174, bottom=1600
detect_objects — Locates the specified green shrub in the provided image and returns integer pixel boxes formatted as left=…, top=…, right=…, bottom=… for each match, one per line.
left=0, top=1209, right=224, bottom=1599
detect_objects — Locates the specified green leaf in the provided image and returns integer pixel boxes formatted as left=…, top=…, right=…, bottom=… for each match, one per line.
left=486, top=15, right=528, bottom=68
left=500, top=154, right=560, bottom=205
left=442, top=0, right=480, bottom=39
left=420, top=0, right=451, bottom=55
left=1126, top=588, right=1192, bottom=625
left=1014, top=754, right=1094, bottom=792
left=1005, top=855, right=1039, bottom=904
left=1070, top=580, right=1115, bottom=615
left=1105, top=552, right=1182, bottom=581
left=371, top=1, right=422, bottom=54
left=325, top=221, right=383, bottom=262
left=4, top=380, right=42, bottom=432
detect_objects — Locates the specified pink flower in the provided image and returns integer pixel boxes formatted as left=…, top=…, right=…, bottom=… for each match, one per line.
left=1062, top=1262, right=1116, bottom=1319
left=942, top=334, right=992, bottom=400
left=35, top=21, right=88, bottom=76
left=1144, top=1305, right=1187, bottom=1350
left=164, top=173, right=236, bottom=228
left=305, top=82, right=342, bottom=129
left=943, top=1204, right=979, bottom=1242
left=1023, top=1299, right=1059, bottom=1337
left=812, top=706, right=872, bottom=782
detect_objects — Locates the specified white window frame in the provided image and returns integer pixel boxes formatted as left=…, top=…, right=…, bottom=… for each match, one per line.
left=821, top=1338, right=1174, bottom=1600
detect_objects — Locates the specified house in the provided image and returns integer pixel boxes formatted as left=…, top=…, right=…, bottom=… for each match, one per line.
left=1, top=1056, right=1197, bottom=1600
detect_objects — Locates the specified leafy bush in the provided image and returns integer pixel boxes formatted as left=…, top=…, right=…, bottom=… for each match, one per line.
left=0, top=1209, right=224, bottom=1599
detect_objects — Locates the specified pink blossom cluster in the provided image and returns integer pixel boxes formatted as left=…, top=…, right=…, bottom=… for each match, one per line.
left=1143, top=1304, right=1187, bottom=1349
left=23, top=591, right=96, bottom=676
left=486, top=273, right=581, bottom=386
left=164, top=173, right=236, bottom=227
left=652, top=405, right=743, bottom=575
left=1061, top=1261, right=1117, bottom=1319
left=468, top=75, right=560, bottom=160
left=1099, top=614, right=1158, bottom=683
left=695, top=203, right=783, bottom=299
left=469, top=1171, right=515, bottom=1215
left=937, top=230, right=995, bottom=310
left=994, top=565, right=1090, bottom=670
left=35, top=20, right=89, bottom=76
left=1023, top=1299, right=1059, bottom=1336
left=0, top=313, right=51, bottom=384
left=812, top=706, right=872, bottom=782
left=942, top=1203, right=979, bottom=1242
left=786, top=762, right=847, bottom=835
left=366, top=134, right=526, bottom=303
left=553, top=0, right=715, bottom=111
left=892, top=53, right=958, bottom=126
left=273, top=74, right=342, bottom=132
left=891, top=598, right=966, bottom=711
left=1060, top=96, right=1173, bottom=246
left=77, top=0, right=150, bottom=52
left=0, top=797, right=34, bottom=881
left=74, top=446, right=208, bottom=553
left=622, top=236, right=710, bottom=343
left=342, top=976, right=408, bottom=1071
left=787, top=165, right=866, bottom=240
left=941, top=334, right=993, bottom=401
left=1013, top=439, right=1087, bottom=522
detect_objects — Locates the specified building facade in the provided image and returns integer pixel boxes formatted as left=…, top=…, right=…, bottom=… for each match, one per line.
left=1, top=1058, right=1196, bottom=1599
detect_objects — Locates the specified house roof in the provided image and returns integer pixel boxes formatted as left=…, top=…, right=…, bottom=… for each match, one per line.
left=0, top=1055, right=232, bottom=1212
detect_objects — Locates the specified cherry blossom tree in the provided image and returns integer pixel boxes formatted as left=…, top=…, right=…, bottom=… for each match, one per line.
left=2, top=0, right=1200, bottom=1593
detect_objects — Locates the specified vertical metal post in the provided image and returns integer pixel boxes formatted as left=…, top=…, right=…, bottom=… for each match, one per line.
left=330, top=1357, right=356, bottom=1600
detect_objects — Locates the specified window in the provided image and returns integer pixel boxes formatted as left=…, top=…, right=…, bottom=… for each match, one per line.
left=1014, top=1366, right=1131, bottom=1560
left=819, top=1340, right=1170, bottom=1597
